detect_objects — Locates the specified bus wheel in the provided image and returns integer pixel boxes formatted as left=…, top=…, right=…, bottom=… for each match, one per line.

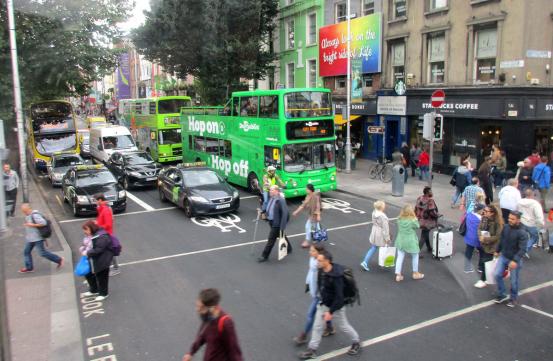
left=183, top=199, right=194, bottom=218
left=247, top=172, right=260, bottom=193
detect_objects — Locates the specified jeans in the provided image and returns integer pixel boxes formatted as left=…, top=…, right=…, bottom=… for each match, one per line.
left=261, top=191, right=270, bottom=212
left=464, top=244, right=476, bottom=271
left=478, top=250, right=494, bottom=282
left=494, top=255, right=522, bottom=301
left=305, top=219, right=320, bottom=242
left=525, top=226, right=538, bottom=252
left=410, top=160, right=418, bottom=177
left=303, top=297, right=332, bottom=334
left=452, top=188, right=462, bottom=205
left=5, top=188, right=17, bottom=216
left=362, top=245, right=378, bottom=266
left=419, top=166, right=429, bottom=180
left=85, top=268, right=110, bottom=296
left=24, top=240, right=61, bottom=270
left=539, top=188, right=548, bottom=212
left=395, top=250, right=419, bottom=274
left=308, top=304, right=359, bottom=350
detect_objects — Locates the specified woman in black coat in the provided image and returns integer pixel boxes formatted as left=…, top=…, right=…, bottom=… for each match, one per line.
left=81, top=220, right=114, bottom=301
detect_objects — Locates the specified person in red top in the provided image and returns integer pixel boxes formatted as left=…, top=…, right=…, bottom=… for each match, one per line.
left=527, top=150, right=540, bottom=168
left=95, top=194, right=119, bottom=275
left=417, top=147, right=430, bottom=181
left=183, top=288, right=243, bottom=361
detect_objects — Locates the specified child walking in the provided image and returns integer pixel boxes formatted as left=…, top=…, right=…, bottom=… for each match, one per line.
left=394, top=205, right=425, bottom=282
left=360, top=200, right=390, bottom=271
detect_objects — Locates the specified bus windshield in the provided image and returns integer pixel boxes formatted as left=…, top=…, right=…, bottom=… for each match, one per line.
left=54, top=156, right=83, bottom=168
left=31, top=102, right=75, bottom=134
left=102, top=135, right=134, bottom=150
left=284, top=92, right=332, bottom=119
left=35, top=134, right=77, bottom=155
left=158, top=99, right=192, bottom=114
left=283, top=141, right=335, bottom=172
left=159, top=129, right=182, bottom=145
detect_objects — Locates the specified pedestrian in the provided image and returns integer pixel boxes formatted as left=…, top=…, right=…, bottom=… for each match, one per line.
left=409, top=144, right=421, bottom=177
left=450, top=160, right=472, bottom=208
left=415, top=186, right=439, bottom=255
left=292, top=184, right=322, bottom=249
left=417, top=147, right=430, bottom=181
left=3, top=163, right=19, bottom=216
left=298, top=250, right=360, bottom=359
left=261, top=166, right=285, bottom=216
left=460, top=177, right=485, bottom=214
left=394, top=205, right=424, bottom=282
left=182, top=288, right=243, bottom=361
left=532, top=155, right=551, bottom=212
left=518, top=158, right=534, bottom=195
left=400, top=142, right=410, bottom=182
left=527, top=149, right=540, bottom=167
left=258, top=185, right=291, bottom=262
left=490, top=144, right=501, bottom=165
left=293, top=244, right=334, bottom=346
left=478, top=156, right=493, bottom=204
left=498, top=178, right=521, bottom=224
left=517, top=189, right=544, bottom=256
left=493, top=211, right=527, bottom=307
left=95, top=194, right=120, bottom=276
left=493, top=150, right=507, bottom=188
left=460, top=154, right=474, bottom=174
left=18, top=203, right=64, bottom=273
left=360, top=200, right=390, bottom=271
left=463, top=203, right=485, bottom=273
left=81, top=220, right=113, bottom=301
left=474, top=205, right=503, bottom=288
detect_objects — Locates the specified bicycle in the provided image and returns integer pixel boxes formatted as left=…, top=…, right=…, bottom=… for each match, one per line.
left=368, top=158, right=394, bottom=183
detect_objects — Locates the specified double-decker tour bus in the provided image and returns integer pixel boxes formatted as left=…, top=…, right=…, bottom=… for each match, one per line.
left=28, top=100, right=80, bottom=171
left=119, top=96, right=192, bottom=162
left=180, top=88, right=336, bottom=198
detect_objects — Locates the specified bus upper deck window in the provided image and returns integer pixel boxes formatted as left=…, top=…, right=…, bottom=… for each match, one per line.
left=259, top=96, right=279, bottom=118
left=240, top=97, right=258, bottom=117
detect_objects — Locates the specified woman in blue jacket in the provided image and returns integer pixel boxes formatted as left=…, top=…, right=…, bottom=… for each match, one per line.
left=464, top=204, right=485, bottom=273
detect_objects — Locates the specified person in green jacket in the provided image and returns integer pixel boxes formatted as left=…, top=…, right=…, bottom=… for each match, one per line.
left=394, top=205, right=425, bottom=282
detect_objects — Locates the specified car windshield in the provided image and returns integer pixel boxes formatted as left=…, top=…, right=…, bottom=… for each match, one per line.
left=76, top=171, right=116, bottom=187
left=102, top=135, right=134, bottom=150
left=283, top=141, right=335, bottom=172
left=35, top=134, right=77, bottom=156
left=158, top=99, right=191, bottom=114
left=182, top=170, right=223, bottom=187
left=158, top=129, right=182, bottom=145
left=284, top=92, right=332, bottom=119
left=54, top=156, right=82, bottom=168
left=124, top=153, right=154, bottom=165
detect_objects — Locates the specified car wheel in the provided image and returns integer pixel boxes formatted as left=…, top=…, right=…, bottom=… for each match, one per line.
left=247, top=172, right=260, bottom=193
left=183, top=199, right=194, bottom=218
left=123, top=176, right=130, bottom=190
left=159, top=187, right=167, bottom=202
left=72, top=199, right=79, bottom=216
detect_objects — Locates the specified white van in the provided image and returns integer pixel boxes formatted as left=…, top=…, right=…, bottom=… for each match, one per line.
left=90, top=125, right=138, bottom=163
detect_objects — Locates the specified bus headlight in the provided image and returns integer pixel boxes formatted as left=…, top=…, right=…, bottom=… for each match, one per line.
left=76, top=195, right=89, bottom=204
left=118, top=190, right=126, bottom=199
left=330, top=175, right=336, bottom=181
left=288, top=179, right=298, bottom=188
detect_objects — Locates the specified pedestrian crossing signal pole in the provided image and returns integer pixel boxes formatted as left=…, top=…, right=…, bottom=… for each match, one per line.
left=429, top=89, right=445, bottom=188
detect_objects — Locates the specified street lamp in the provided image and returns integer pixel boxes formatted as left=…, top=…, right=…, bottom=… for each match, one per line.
left=344, top=0, right=352, bottom=174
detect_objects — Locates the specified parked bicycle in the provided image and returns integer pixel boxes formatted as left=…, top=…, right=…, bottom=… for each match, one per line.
left=368, top=158, right=394, bottom=183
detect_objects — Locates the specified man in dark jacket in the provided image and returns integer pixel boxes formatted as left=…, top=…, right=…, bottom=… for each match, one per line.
left=183, top=288, right=243, bottom=361
left=258, top=185, right=292, bottom=262
left=493, top=211, right=527, bottom=307
left=298, top=251, right=360, bottom=359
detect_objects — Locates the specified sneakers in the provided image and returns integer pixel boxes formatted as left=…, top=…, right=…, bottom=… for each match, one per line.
left=464, top=267, right=475, bottom=274
left=474, top=280, right=487, bottom=288
left=506, top=299, right=518, bottom=308
left=322, top=326, right=336, bottom=337
left=494, top=295, right=509, bottom=304
left=298, top=348, right=317, bottom=359
left=109, top=268, right=121, bottom=276
left=18, top=268, right=34, bottom=273
left=82, top=291, right=98, bottom=297
left=57, top=257, right=64, bottom=269
left=360, top=261, right=369, bottom=271
left=523, top=252, right=530, bottom=259
left=95, top=295, right=109, bottom=301
left=257, top=257, right=268, bottom=263
left=347, top=343, right=361, bottom=356
left=293, top=334, right=307, bottom=346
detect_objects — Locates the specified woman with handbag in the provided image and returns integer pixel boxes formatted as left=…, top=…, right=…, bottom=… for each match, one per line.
left=81, top=220, right=114, bottom=301
left=475, top=205, right=503, bottom=288
left=394, top=205, right=424, bottom=282
left=360, top=200, right=390, bottom=271
left=292, top=184, right=322, bottom=248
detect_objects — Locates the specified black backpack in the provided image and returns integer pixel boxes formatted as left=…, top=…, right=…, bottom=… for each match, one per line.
left=455, top=171, right=468, bottom=190
left=31, top=212, right=53, bottom=239
left=342, top=266, right=361, bottom=306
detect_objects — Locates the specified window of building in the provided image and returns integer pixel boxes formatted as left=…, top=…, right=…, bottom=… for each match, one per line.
left=336, top=2, right=347, bottom=23
left=287, top=63, right=295, bottom=88
left=474, top=27, right=497, bottom=83
left=427, top=33, right=445, bottom=83
left=259, top=96, right=279, bottom=118
left=336, top=76, right=346, bottom=89
left=391, top=41, right=405, bottom=84
left=363, top=75, right=373, bottom=87
left=307, top=13, right=317, bottom=45
left=429, top=0, right=447, bottom=10
left=307, top=59, right=317, bottom=88
left=286, top=19, right=295, bottom=49
left=363, top=0, right=375, bottom=15
left=392, top=0, right=407, bottom=19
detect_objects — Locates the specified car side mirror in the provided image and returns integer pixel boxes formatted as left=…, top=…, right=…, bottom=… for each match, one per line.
left=97, top=144, right=103, bottom=151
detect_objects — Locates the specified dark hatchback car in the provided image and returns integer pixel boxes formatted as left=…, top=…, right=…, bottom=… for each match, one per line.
left=158, top=164, right=240, bottom=217
left=106, top=151, right=161, bottom=189
left=61, top=164, right=127, bottom=216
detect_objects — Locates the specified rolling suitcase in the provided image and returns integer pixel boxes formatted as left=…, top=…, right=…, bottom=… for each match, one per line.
left=432, top=226, right=453, bottom=259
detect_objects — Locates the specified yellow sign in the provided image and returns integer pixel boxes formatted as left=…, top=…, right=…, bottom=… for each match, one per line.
left=273, top=149, right=280, bottom=160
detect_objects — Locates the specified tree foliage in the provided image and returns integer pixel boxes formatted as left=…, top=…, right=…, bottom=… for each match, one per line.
left=133, top=0, right=278, bottom=104
left=0, top=0, right=131, bottom=121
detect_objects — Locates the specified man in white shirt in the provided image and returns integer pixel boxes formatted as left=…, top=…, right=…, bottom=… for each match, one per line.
left=498, top=178, right=522, bottom=224
left=517, top=189, right=544, bottom=257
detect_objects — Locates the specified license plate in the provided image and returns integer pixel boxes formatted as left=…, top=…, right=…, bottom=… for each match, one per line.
left=215, top=203, right=231, bottom=209
left=146, top=177, right=157, bottom=181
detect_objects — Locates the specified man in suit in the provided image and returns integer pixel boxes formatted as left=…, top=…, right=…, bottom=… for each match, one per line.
left=258, top=185, right=292, bottom=262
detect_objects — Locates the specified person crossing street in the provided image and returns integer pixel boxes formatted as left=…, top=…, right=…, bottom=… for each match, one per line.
left=261, top=166, right=285, bottom=216
left=258, top=185, right=291, bottom=262
left=95, top=194, right=120, bottom=276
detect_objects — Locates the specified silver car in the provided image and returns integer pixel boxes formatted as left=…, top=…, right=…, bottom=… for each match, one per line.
left=47, top=153, right=84, bottom=186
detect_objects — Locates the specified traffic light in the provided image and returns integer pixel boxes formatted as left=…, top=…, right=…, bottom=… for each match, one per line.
left=433, top=114, right=443, bottom=140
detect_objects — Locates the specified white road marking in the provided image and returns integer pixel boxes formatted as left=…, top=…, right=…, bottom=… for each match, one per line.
left=126, top=191, right=155, bottom=211
left=55, top=195, right=63, bottom=208
left=317, top=280, right=553, bottom=360
left=521, top=304, right=553, bottom=320
left=58, top=206, right=176, bottom=223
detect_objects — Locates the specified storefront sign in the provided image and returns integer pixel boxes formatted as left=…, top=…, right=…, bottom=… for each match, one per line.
left=407, top=98, right=504, bottom=118
left=334, top=100, right=377, bottom=115
left=536, top=100, right=553, bottom=119
left=504, top=99, right=520, bottom=118
left=500, top=60, right=525, bottom=69
left=319, top=13, right=382, bottom=77
left=368, top=126, right=384, bottom=134
left=526, top=50, right=552, bottom=59
left=377, top=96, right=406, bottom=115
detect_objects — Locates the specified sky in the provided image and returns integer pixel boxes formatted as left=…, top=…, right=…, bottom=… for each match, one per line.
left=118, top=0, right=151, bottom=34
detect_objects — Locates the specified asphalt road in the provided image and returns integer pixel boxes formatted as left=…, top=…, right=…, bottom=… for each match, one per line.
left=33, top=173, right=553, bottom=361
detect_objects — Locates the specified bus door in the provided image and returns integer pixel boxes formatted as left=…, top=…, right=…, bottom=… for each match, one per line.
left=149, top=130, right=158, bottom=158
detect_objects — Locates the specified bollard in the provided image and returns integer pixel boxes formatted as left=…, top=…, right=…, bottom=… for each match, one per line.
left=392, top=164, right=405, bottom=197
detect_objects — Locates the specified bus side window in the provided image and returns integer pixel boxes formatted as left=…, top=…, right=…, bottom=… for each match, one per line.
left=188, top=135, right=193, bottom=150
left=259, top=96, right=279, bottom=118
left=264, top=146, right=281, bottom=167
left=240, top=97, right=258, bottom=117
left=222, top=140, right=232, bottom=158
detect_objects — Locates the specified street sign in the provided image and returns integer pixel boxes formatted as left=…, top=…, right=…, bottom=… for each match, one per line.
left=368, top=126, right=385, bottom=134
left=431, top=89, right=445, bottom=108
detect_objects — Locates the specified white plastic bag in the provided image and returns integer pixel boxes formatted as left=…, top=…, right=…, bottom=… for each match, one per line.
left=378, top=246, right=396, bottom=267
left=278, top=232, right=288, bottom=261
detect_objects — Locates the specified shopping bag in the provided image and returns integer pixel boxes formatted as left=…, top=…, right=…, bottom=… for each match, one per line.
left=74, top=256, right=91, bottom=277
left=484, top=258, right=498, bottom=285
left=312, top=223, right=328, bottom=243
left=378, top=246, right=396, bottom=267
left=278, top=232, right=288, bottom=261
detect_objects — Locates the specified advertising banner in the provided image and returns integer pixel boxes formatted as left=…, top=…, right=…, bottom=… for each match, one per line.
left=319, top=13, right=382, bottom=77
left=116, top=52, right=131, bottom=99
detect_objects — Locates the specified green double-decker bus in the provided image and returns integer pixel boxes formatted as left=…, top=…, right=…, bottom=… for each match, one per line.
left=120, top=96, right=192, bottom=162
left=180, top=88, right=337, bottom=198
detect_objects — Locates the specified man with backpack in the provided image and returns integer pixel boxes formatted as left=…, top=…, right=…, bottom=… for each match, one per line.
left=451, top=160, right=471, bottom=208
left=19, top=203, right=63, bottom=273
left=298, top=250, right=360, bottom=359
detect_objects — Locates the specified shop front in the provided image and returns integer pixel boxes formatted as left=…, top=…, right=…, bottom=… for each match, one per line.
left=375, top=95, right=409, bottom=160
left=333, top=99, right=378, bottom=159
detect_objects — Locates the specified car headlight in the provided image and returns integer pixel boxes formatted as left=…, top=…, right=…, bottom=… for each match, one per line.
left=129, top=171, right=141, bottom=177
left=232, top=190, right=239, bottom=198
left=118, top=190, right=126, bottom=198
left=53, top=173, right=63, bottom=180
left=189, top=195, right=209, bottom=203
left=76, top=195, right=89, bottom=204
left=330, top=175, right=336, bottom=181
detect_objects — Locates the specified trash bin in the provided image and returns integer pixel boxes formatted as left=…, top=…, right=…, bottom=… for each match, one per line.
left=392, top=164, right=405, bottom=197
left=351, top=152, right=357, bottom=170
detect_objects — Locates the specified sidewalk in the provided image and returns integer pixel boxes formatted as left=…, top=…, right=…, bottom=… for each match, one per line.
left=1, top=176, right=83, bottom=361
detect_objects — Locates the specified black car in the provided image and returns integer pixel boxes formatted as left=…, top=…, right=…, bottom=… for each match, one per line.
left=158, top=164, right=240, bottom=217
left=61, top=164, right=127, bottom=216
left=106, top=151, right=161, bottom=189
